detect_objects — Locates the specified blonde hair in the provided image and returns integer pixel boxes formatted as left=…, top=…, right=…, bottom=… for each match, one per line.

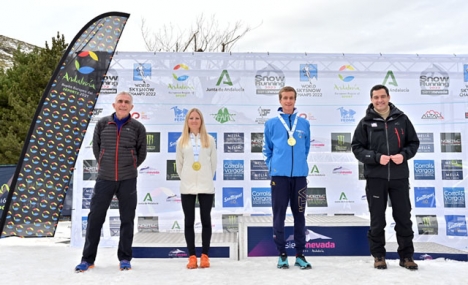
left=178, top=108, right=210, bottom=148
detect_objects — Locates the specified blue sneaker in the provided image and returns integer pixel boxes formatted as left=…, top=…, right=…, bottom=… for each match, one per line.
left=277, top=253, right=289, bottom=269
left=295, top=255, right=312, bottom=269
left=75, top=261, right=94, bottom=272
left=120, top=260, right=132, bottom=271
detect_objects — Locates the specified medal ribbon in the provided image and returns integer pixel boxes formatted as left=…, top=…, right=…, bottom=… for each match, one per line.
left=190, top=133, right=200, bottom=162
left=277, top=113, right=298, bottom=141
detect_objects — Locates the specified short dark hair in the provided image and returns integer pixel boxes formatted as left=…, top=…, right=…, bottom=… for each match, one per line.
left=370, top=84, right=389, bottom=98
left=279, top=86, right=297, bottom=100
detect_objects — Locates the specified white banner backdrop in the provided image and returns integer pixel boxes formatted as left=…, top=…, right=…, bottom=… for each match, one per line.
left=71, top=52, right=467, bottom=251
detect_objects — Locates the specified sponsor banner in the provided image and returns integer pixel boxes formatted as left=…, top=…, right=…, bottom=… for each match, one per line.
left=247, top=226, right=369, bottom=256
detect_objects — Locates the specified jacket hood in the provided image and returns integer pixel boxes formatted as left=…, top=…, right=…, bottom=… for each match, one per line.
left=364, top=102, right=403, bottom=120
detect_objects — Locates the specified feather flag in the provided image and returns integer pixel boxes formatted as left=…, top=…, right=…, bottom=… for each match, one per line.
left=0, top=12, right=130, bottom=237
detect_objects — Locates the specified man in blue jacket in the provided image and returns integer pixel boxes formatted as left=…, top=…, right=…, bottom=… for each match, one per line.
left=263, top=86, right=311, bottom=269
left=352, top=84, right=420, bottom=270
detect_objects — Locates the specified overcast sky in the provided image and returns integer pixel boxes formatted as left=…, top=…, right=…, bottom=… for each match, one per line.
left=2, top=0, right=467, bottom=55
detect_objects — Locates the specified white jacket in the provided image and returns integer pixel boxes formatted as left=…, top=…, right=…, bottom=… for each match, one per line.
left=176, top=134, right=217, bottom=194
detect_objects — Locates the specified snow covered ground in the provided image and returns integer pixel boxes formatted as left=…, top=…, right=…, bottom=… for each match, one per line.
left=1, top=221, right=467, bottom=285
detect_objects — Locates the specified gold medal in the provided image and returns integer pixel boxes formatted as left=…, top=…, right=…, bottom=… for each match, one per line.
left=287, top=137, right=296, bottom=146
left=192, top=162, right=201, bottom=171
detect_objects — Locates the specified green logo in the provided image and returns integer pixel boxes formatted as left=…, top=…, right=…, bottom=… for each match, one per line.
left=172, top=221, right=181, bottom=229
left=143, top=193, right=152, bottom=202
left=212, top=107, right=235, bottom=123
left=383, top=71, right=398, bottom=87
left=310, top=165, right=320, bottom=174
left=216, top=70, right=233, bottom=86
left=339, top=192, right=348, bottom=200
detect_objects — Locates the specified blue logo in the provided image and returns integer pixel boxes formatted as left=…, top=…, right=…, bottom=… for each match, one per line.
left=171, top=106, right=188, bottom=122
left=133, top=63, right=151, bottom=82
left=414, top=187, right=436, bottom=208
left=337, top=107, right=356, bottom=123
left=167, top=132, right=182, bottom=153
left=464, top=64, right=468, bottom=82
left=445, top=215, right=467, bottom=236
left=300, top=64, right=318, bottom=82
left=251, top=187, right=271, bottom=207
left=223, top=187, right=244, bottom=207
left=223, top=160, right=244, bottom=180
left=209, top=132, right=217, bottom=147
left=443, top=187, right=465, bottom=208
left=414, top=160, right=435, bottom=180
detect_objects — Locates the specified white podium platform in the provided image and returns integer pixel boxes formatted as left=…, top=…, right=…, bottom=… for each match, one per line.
left=132, top=232, right=238, bottom=260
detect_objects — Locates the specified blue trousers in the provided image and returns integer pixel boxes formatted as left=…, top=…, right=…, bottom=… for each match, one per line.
left=271, top=176, right=307, bottom=255
left=82, top=178, right=137, bottom=263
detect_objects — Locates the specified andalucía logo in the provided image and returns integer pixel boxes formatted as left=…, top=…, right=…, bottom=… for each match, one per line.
left=382, top=70, right=409, bottom=93
left=334, top=65, right=360, bottom=98
left=75, top=51, right=98, bottom=75
left=172, top=64, right=189, bottom=81
left=206, top=70, right=244, bottom=92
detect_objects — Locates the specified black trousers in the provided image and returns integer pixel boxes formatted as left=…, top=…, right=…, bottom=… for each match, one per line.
left=181, top=193, right=214, bottom=256
left=82, top=178, right=137, bottom=263
left=366, top=178, right=414, bottom=259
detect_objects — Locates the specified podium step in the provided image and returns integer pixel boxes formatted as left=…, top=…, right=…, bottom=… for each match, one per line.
left=132, top=232, right=238, bottom=259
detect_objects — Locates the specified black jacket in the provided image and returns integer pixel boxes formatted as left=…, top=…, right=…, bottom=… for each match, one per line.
left=93, top=113, right=147, bottom=181
left=352, top=103, right=420, bottom=180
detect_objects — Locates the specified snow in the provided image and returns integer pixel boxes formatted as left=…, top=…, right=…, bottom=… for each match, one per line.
left=1, top=221, right=467, bottom=285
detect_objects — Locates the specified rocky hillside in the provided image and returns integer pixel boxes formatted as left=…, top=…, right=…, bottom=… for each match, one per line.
left=0, top=35, right=37, bottom=69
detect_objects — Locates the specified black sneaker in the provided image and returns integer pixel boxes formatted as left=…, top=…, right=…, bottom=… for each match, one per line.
left=374, top=257, right=387, bottom=269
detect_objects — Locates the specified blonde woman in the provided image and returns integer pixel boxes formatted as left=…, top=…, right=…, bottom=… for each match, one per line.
left=176, top=108, right=217, bottom=269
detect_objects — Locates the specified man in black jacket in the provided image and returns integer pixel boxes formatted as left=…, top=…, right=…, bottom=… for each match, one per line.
left=75, top=91, right=147, bottom=272
left=352, top=84, right=420, bottom=270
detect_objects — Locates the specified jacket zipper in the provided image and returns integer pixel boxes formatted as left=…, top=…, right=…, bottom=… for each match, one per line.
left=289, top=115, right=294, bottom=177
left=384, top=121, right=390, bottom=181
left=394, top=128, right=401, bottom=148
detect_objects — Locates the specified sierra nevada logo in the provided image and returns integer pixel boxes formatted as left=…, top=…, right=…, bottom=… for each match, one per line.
left=212, top=107, right=236, bottom=123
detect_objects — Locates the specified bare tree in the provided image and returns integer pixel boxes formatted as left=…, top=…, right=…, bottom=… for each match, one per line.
left=141, top=14, right=259, bottom=52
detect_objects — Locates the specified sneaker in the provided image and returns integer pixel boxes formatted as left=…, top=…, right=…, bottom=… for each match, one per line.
left=75, top=261, right=94, bottom=272
left=374, top=257, right=387, bottom=269
left=294, top=255, right=312, bottom=269
left=277, top=253, right=289, bottom=269
left=119, top=260, right=131, bottom=271
left=200, top=253, right=210, bottom=268
left=187, top=255, right=198, bottom=269
left=399, top=258, right=418, bottom=270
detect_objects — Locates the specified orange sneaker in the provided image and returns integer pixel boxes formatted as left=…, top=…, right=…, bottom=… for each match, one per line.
left=200, top=253, right=210, bottom=268
left=187, top=255, right=198, bottom=269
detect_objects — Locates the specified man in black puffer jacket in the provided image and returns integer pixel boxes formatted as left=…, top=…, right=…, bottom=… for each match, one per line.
left=76, top=91, right=147, bottom=272
left=352, top=84, right=419, bottom=271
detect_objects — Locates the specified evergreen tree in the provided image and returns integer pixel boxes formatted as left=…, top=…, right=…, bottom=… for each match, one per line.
left=0, top=33, right=67, bottom=164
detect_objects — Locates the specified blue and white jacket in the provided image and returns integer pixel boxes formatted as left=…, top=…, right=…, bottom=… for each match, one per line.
left=263, top=108, right=310, bottom=177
